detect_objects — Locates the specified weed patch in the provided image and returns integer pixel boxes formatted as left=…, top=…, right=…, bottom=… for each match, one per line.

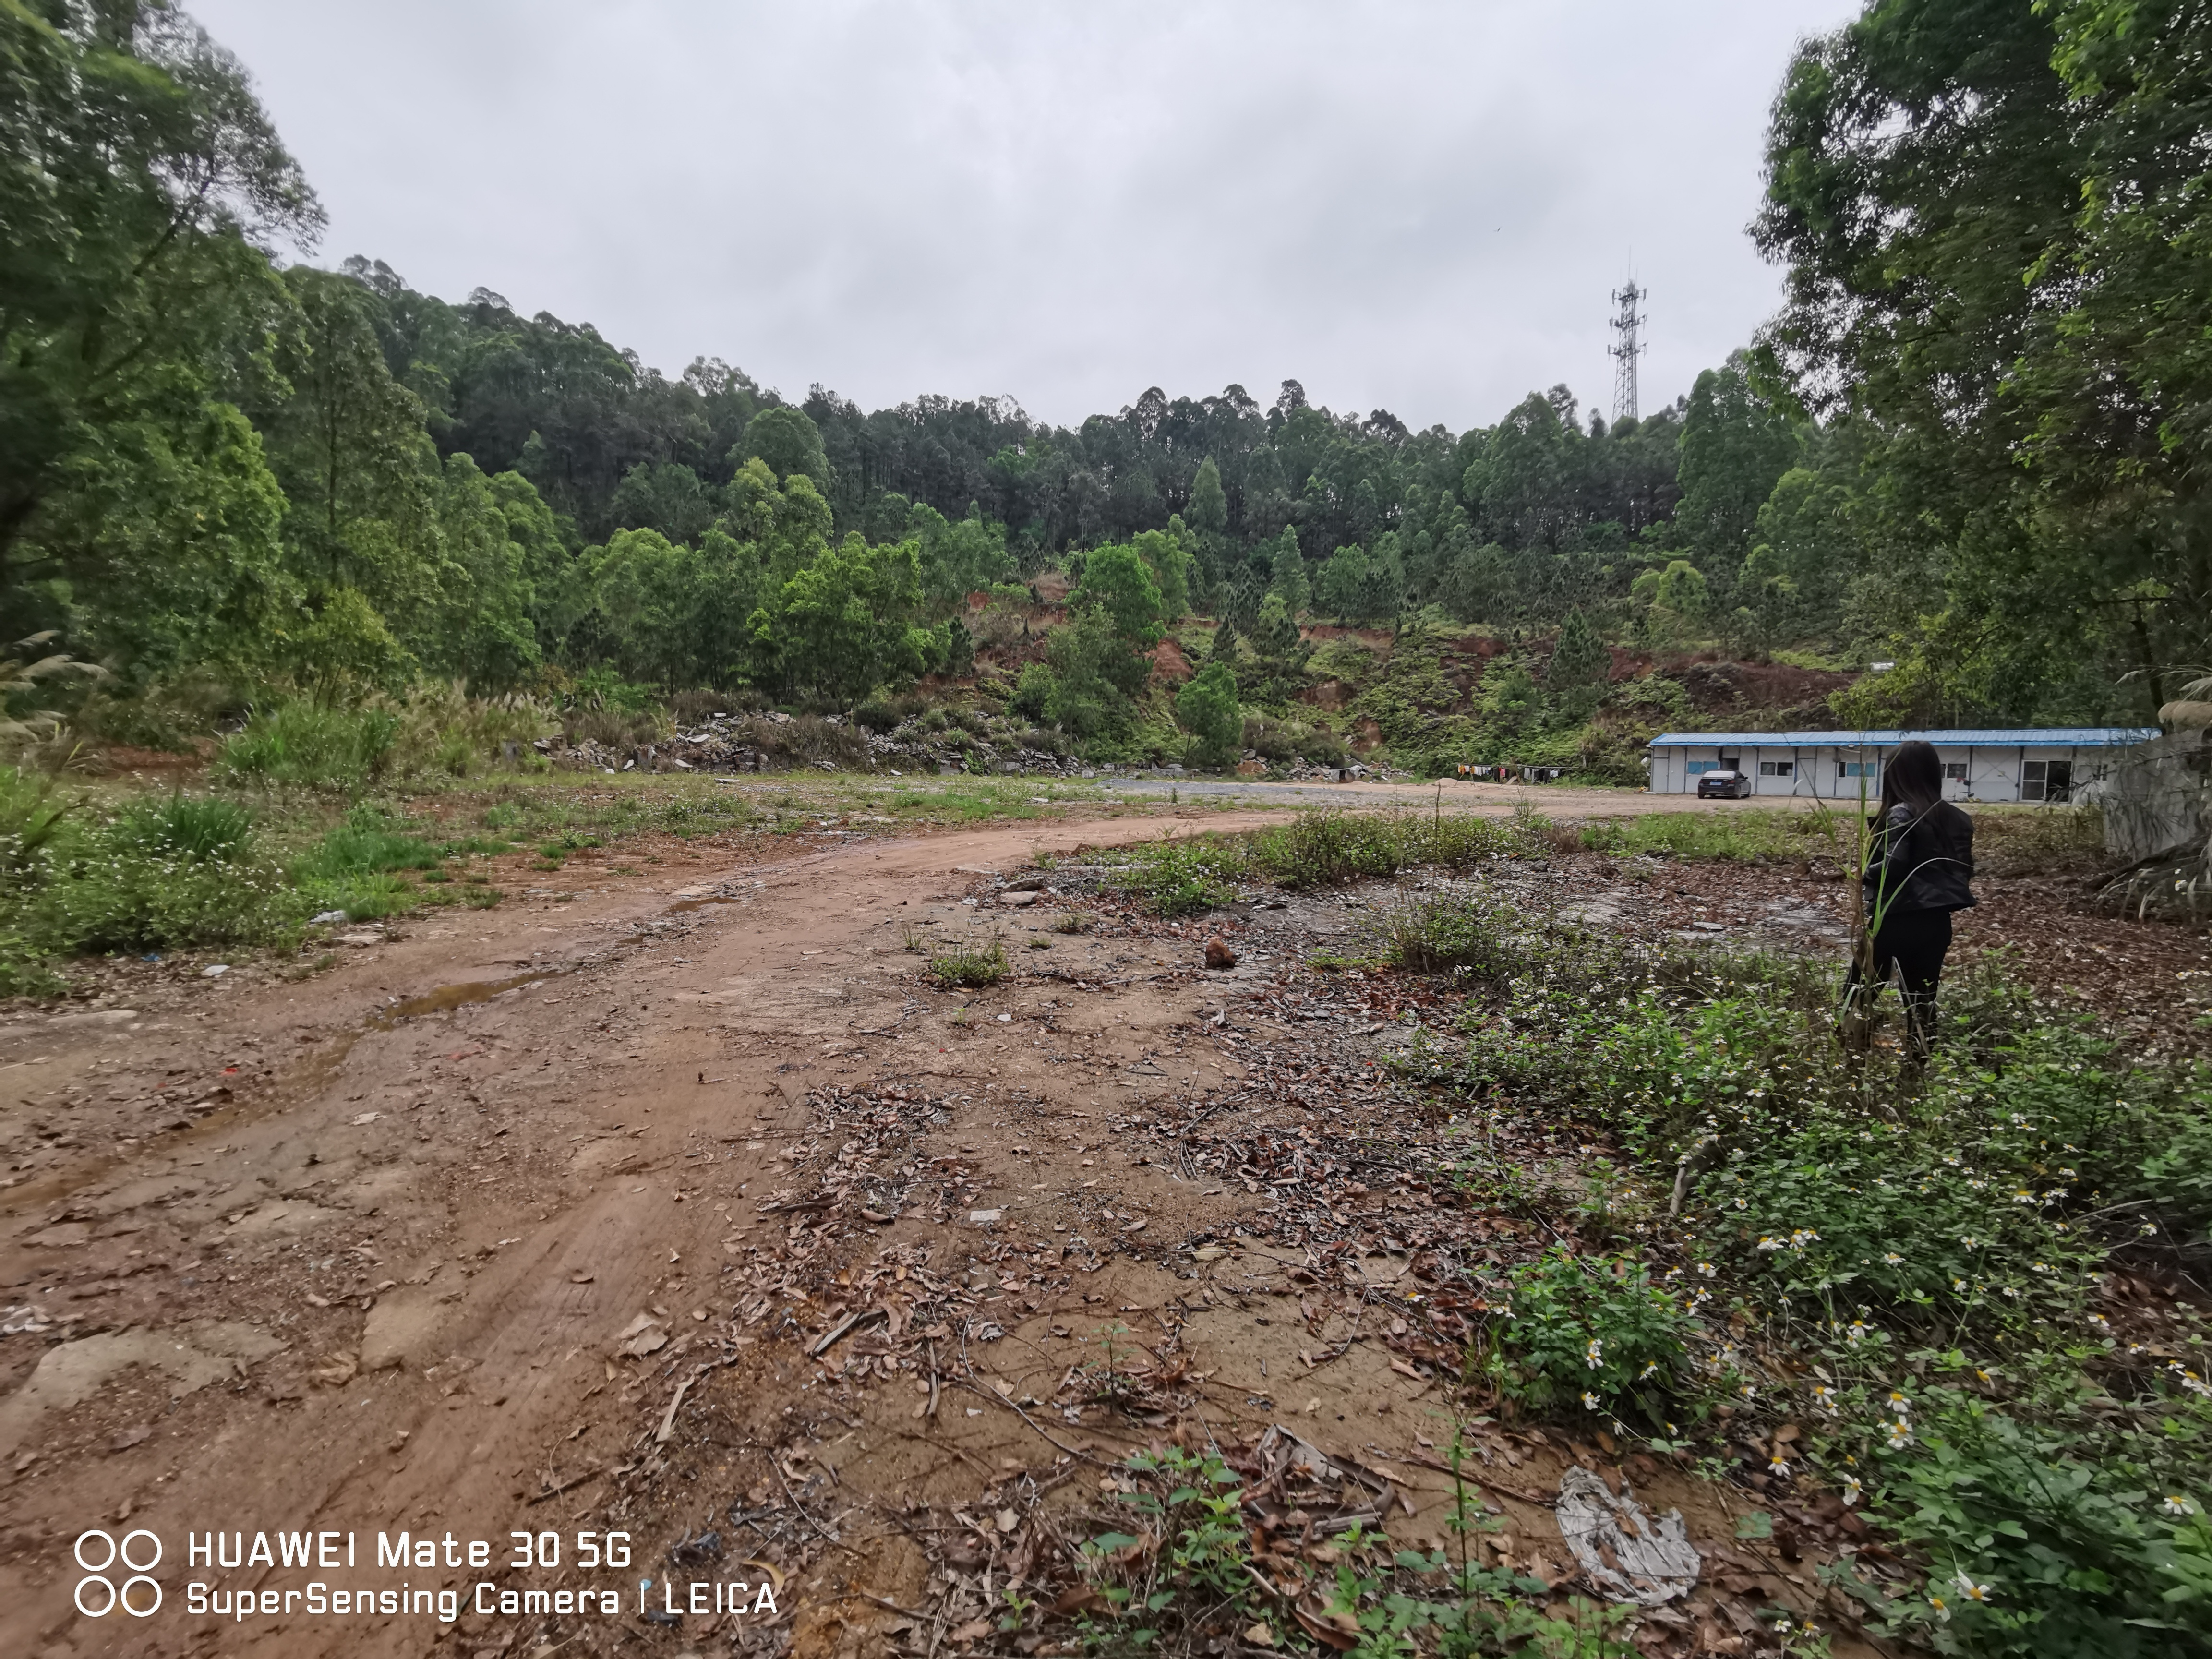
left=929, top=936, right=1009, bottom=988
left=1438, top=932, right=2212, bottom=1655
left=1108, top=835, right=1248, bottom=915
left=1379, top=886, right=1529, bottom=979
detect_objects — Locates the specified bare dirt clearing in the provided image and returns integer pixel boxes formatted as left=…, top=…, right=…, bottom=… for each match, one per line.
left=0, top=794, right=2195, bottom=1659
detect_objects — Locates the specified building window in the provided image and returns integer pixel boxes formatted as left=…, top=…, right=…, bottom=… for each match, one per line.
left=1685, top=760, right=1718, bottom=775
left=1836, top=761, right=1876, bottom=779
left=2021, top=759, right=2073, bottom=803
left=1942, top=761, right=1968, bottom=782
left=1758, top=760, right=1793, bottom=778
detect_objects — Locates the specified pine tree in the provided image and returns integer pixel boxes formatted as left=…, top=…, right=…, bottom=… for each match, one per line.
left=1269, top=531, right=1310, bottom=615
left=1187, top=457, right=1229, bottom=536
left=1548, top=607, right=1610, bottom=691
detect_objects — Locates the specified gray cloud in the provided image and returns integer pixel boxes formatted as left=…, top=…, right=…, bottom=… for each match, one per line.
left=192, top=0, right=1858, bottom=430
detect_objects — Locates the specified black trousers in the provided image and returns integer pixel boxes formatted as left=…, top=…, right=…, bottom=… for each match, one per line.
left=1842, top=906, right=1954, bottom=1054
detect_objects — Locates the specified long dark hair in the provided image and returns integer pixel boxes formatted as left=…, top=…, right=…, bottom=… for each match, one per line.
left=1873, top=738, right=1946, bottom=826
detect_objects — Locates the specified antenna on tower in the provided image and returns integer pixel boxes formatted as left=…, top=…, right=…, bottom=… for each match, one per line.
left=1608, top=281, right=1646, bottom=423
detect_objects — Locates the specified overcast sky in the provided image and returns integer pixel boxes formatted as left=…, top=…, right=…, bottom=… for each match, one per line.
left=192, top=0, right=1859, bottom=435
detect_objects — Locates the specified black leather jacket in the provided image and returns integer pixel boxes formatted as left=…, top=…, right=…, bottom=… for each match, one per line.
left=1863, top=801, right=1975, bottom=914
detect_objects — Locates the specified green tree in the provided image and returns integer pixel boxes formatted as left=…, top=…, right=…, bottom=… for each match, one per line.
left=745, top=406, right=830, bottom=487
left=1186, top=456, right=1228, bottom=536
left=1467, top=389, right=1584, bottom=552
left=1674, top=354, right=1799, bottom=585
left=1315, top=544, right=1368, bottom=621
left=1247, top=591, right=1310, bottom=701
left=0, top=0, right=318, bottom=665
left=1070, top=541, right=1166, bottom=646
left=1548, top=608, right=1609, bottom=692
left=266, top=266, right=443, bottom=626
left=907, top=501, right=1012, bottom=609
left=1753, top=0, right=2207, bottom=717
left=1043, top=605, right=1150, bottom=739
left=427, top=452, right=539, bottom=691
left=749, top=533, right=937, bottom=705
left=1177, top=661, right=1241, bottom=767
left=610, top=461, right=714, bottom=546
left=1132, top=525, right=1193, bottom=622
left=1267, top=529, right=1310, bottom=615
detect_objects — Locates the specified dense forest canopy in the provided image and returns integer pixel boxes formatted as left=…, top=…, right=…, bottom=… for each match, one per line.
left=2, top=0, right=2206, bottom=749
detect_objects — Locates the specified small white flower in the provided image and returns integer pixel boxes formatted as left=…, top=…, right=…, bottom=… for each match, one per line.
left=1582, top=1391, right=1600, bottom=1410
left=1882, top=1252, right=1904, bottom=1264
left=2163, top=1494, right=2200, bottom=1517
left=1953, top=1570, right=1992, bottom=1604
left=1841, top=1473, right=1862, bottom=1505
left=1886, top=1419, right=1914, bottom=1448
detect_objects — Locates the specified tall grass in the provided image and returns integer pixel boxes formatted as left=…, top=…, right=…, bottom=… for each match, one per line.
left=216, top=686, right=558, bottom=789
left=1578, top=806, right=1848, bottom=863
left=215, top=701, right=399, bottom=789
left=1104, top=809, right=1533, bottom=912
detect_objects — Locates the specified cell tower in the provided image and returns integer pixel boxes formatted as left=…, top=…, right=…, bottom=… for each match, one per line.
left=1608, top=281, right=1647, bottom=424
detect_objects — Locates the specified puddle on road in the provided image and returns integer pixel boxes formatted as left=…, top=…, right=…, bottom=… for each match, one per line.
left=365, top=969, right=558, bottom=1027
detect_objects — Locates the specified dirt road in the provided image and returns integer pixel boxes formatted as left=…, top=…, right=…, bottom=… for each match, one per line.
left=1, top=809, right=1370, bottom=1658
left=2, top=793, right=2129, bottom=1658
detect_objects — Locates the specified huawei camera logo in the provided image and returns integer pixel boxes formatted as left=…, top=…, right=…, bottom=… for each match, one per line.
left=74, top=1528, right=163, bottom=1616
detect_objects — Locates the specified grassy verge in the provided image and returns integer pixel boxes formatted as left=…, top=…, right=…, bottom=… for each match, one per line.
left=1097, top=807, right=1545, bottom=914
left=1577, top=803, right=2107, bottom=872
left=0, top=765, right=1148, bottom=993
left=1397, top=901, right=2212, bottom=1656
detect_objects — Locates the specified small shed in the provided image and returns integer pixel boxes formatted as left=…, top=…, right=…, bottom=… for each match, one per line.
left=1644, top=728, right=2157, bottom=803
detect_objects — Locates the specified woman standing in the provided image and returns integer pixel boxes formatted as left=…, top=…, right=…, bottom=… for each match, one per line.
left=1842, top=739, right=1975, bottom=1058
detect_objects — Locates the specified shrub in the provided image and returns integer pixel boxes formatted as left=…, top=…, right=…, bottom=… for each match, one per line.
left=1010, top=663, right=1055, bottom=720
left=0, top=766, right=72, bottom=873
left=668, top=687, right=727, bottom=724
left=1479, top=1250, right=1688, bottom=1419
left=854, top=697, right=900, bottom=733
left=215, top=700, right=399, bottom=788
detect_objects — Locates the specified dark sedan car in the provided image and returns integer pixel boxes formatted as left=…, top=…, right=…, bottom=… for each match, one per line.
left=1695, top=768, right=1751, bottom=799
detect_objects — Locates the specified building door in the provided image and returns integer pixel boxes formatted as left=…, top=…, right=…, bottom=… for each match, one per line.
left=2021, top=760, right=2074, bottom=802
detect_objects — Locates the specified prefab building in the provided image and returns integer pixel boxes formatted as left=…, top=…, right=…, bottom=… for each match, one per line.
left=1645, top=729, right=2157, bottom=803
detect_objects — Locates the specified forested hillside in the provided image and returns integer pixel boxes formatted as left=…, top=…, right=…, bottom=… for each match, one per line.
left=4, top=0, right=2206, bottom=779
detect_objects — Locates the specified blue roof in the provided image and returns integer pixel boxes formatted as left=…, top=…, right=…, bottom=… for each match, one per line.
left=1647, top=728, right=2157, bottom=749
